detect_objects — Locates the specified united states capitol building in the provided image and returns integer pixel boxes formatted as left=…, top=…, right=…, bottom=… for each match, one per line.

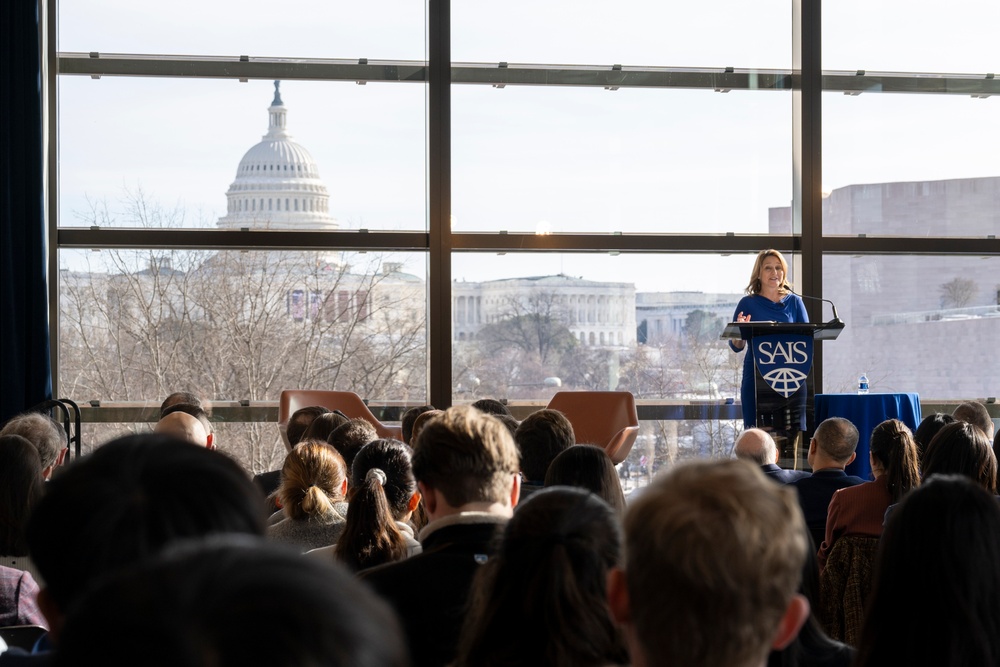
left=214, top=84, right=998, bottom=397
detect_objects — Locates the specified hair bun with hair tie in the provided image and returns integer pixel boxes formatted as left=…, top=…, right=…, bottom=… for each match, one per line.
left=366, top=468, right=387, bottom=487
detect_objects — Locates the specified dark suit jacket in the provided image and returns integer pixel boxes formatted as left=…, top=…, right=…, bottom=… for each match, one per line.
left=793, top=469, right=866, bottom=549
left=761, top=463, right=811, bottom=484
left=252, top=469, right=281, bottom=514
left=359, top=515, right=507, bottom=667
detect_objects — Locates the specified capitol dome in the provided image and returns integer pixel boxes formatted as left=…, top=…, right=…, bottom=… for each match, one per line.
left=217, top=82, right=339, bottom=230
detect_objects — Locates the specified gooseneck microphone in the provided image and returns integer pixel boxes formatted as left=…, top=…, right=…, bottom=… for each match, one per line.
left=786, top=287, right=845, bottom=325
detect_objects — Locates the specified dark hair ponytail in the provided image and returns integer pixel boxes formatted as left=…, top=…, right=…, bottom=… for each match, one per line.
left=335, top=440, right=414, bottom=571
left=870, top=419, right=920, bottom=503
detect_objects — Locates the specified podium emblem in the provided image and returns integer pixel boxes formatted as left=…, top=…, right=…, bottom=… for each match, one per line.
left=753, top=334, right=814, bottom=398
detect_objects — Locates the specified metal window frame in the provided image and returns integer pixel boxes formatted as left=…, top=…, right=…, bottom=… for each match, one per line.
left=43, top=0, right=1000, bottom=407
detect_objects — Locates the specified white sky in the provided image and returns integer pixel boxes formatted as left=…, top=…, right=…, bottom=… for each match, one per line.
left=56, top=1, right=999, bottom=292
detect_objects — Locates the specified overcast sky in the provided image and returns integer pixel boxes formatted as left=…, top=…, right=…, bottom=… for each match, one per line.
left=56, top=0, right=998, bottom=292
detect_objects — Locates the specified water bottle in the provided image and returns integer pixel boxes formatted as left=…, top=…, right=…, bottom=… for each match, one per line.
left=858, top=373, right=870, bottom=395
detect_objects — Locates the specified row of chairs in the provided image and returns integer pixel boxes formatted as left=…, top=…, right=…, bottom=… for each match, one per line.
left=278, top=390, right=640, bottom=464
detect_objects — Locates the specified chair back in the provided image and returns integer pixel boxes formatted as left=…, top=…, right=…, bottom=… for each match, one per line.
left=545, top=391, right=639, bottom=464
left=278, top=390, right=402, bottom=443
left=819, top=534, right=880, bottom=646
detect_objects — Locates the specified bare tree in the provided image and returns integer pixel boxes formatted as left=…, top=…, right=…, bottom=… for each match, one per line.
left=939, top=277, right=977, bottom=308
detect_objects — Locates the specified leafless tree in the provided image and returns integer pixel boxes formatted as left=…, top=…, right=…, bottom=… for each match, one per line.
left=939, top=277, right=977, bottom=308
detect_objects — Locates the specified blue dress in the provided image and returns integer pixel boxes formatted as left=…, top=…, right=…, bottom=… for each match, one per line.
left=730, top=293, right=809, bottom=428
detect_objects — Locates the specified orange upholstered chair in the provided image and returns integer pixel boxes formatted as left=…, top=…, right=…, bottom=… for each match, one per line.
left=545, top=391, right=639, bottom=464
left=278, top=390, right=403, bottom=446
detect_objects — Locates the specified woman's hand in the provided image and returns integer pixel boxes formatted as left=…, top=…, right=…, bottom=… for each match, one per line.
left=732, top=312, right=750, bottom=350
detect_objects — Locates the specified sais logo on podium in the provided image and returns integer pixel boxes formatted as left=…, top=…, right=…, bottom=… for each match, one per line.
left=753, top=334, right=813, bottom=398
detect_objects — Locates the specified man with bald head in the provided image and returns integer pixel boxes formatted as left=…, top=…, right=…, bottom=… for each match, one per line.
left=154, top=411, right=212, bottom=448
left=734, top=428, right=809, bottom=484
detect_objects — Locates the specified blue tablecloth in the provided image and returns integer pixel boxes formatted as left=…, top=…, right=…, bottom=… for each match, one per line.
left=814, top=393, right=921, bottom=480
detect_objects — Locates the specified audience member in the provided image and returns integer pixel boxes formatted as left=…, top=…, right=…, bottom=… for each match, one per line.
left=453, top=487, right=628, bottom=667
left=0, top=435, right=45, bottom=582
left=767, top=526, right=853, bottom=667
left=267, top=442, right=349, bottom=552
left=159, top=391, right=204, bottom=415
left=0, top=564, right=46, bottom=628
left=0, top=412, right=68, bottom=479
left=328, top=417, right=378, bottom=472
left=409, top=409, right=443, bottom=449
left=514, top=409, right=575, bottom=499
left=54, top=538, right=409, bottom=667
left=254, top=405, right=331, bottom=510
left=324, top=439, right=421, bottom=571
left=912, top=412, right=955, bottom=458
left=495, top=413, right=519, bottom=438
left=361, top=406, right=520, bottom=667
left=817, top=419, right=920, bottom=571
left=24, top=434, right=265, bottom=646
left=608, top=459, right=809, bottom=667
left=854, top=475, right=1000, bottom=666
left=735, top=428, right=810, bottom=483
left=995, top=427, right=1000, bottom=470
left=791, top=418, right=864, bottom=549
left=301, top=410, right=350, bottom=444
left=952, top=400, right=995, bottom=440
left=543, top=444, right=626, bottom=515
left=921, top=420, right=997, bottom=493
left=155, top=404, right=214, bottom=448
left=470, top=398, right=512, bottom=417
left=401, top=405, right=436, bottom=445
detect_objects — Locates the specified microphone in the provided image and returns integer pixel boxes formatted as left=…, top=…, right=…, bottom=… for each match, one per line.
left=786, top=288, right=844, bottom=325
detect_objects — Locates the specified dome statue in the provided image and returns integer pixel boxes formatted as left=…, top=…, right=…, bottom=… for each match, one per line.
left=217, top=81, right=339, bottom=230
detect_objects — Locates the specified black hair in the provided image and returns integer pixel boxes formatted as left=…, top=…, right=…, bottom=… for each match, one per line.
left=26, top=434, right=266, bottom=610
left=286, top=405, right=331, bottom=448
left=471, top=398, right=512, bottom=417
left=301, top=411, right=350, bottom=444
left=921, top=421, right=997, bottom=493
left=335, top=439, right=417, bottom=571
left=453, top=487, right=628, bottom=667
left=855, top=475, right=1000, bottom=666
left=0, top=434, right=43, bottom=554
left=544, top=445, right=626, bottom=515
left=868, top=419, right=920, bottom=503
left=54, top=537, right=409, bottom=667
left=913, top=412, right=955, bottom=458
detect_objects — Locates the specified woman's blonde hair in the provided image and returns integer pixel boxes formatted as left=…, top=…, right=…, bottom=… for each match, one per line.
left=745, top=249, right=793, bottom=295
left=278, top=442, right=347, bottom=520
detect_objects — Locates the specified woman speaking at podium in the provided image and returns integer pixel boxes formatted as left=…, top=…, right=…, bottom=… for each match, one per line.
left=729, top=249, right=808, bottom=428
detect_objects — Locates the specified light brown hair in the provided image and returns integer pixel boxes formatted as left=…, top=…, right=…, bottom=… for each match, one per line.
left=278, top=442, right=347, bottom=520
left=744, top=248, right=792, bottom=295
left=623, top=459, right=807, bottom=667
left=412, top=406, right=519, bottom=507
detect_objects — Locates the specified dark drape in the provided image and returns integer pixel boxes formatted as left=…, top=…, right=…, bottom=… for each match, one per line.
left=1, top=0, right=52, bottom=423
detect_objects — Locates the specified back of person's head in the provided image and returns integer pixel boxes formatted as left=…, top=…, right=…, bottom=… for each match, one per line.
left=55, top=538, right=410, bottom=667
left=514, top=409, right=575, bottom=483
left=335, top=439, right=417, bottom=571
left=952, top=401, right=995, bottom=439
left=159, top=391, right=204, bottom=415
left=328, top=418, right=378, bottom=471
left=471, top=398, right=512, bottom=417
left=813, top=417, right=859, bottom=463
left=454, top=487, right=627, bottom=667
left=616, top=459, right=808, bottom=667
left=914, top=412, right=955, bottom=457
left=544, top=444, right=626, bottom=515
left=158, top=403, right=213, bottom=447
left=410, top=409, right=443, bottom=446
left=0, top=434, right=44, bottom=555
left=401, top=405, right=436, bottom=445
left=413, top=406, right=520, bottom=507
left=278, top=442, right=347, bottom=520
left=734, top=428, right=778, bottom=466
left=855, top=475, right=1000, bottom=667
left=301, top=411, right=350, bottom=444
left=921, top=421, right=997, bottom=493
left=0, top=412, right=66, bottom=470
left=495, top=413, right=519, bottom=438
left=869, top=419, right=921, bottom=503
left=25, top=434, right=266, bottom=612
left=286, top=405, right=331, bottom=448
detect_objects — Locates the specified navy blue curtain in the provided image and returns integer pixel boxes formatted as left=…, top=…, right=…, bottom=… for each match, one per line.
left=1, top=0, right=52, bottom=422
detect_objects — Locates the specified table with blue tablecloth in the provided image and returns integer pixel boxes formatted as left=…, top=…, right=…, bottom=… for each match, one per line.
left=814, top=393, right=921, bottom=480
